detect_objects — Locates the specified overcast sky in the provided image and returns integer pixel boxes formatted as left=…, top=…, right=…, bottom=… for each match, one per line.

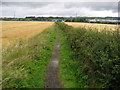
left=1, top=0, right=119, bottom=17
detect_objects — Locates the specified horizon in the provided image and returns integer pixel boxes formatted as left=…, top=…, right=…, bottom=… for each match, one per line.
left=0, top=16, right=119, bottom=18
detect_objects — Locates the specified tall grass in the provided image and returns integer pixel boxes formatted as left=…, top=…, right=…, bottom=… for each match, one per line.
left=2, top=25, right=57, bottom=88
left=57, top=22, right=120, bottom=88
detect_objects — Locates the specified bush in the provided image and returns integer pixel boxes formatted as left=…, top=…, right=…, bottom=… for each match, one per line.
left=56, top=22, right=120, bottom=88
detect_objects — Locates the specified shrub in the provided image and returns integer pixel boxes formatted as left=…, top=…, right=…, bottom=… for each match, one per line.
left=57, top=22, right=120, bottom=88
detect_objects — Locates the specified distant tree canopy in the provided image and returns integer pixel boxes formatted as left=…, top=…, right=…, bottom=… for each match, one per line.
left=1, top=16, right=119, bottom=24
left=24, top=16, right=65, bottom=21
left=67, top=17, right=87, bottom=22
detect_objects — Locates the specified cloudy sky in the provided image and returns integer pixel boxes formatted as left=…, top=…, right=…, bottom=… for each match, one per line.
left=1, top=0, right=119, bottom=17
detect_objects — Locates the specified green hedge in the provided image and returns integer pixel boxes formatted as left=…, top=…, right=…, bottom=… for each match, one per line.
left=56, top=22, right=120, bottom=88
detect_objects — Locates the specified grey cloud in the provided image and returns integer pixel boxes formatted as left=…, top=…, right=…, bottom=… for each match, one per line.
left=1, top=2, right=118, bottom=17
left=64, top=2, right=118, bottom=13
left=2, top=2, right=55, bottom=9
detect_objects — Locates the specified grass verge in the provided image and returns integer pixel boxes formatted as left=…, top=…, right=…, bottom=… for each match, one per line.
left=2, top=25, right=57, bottom=88
left=59, top=30, right=88, bottom=88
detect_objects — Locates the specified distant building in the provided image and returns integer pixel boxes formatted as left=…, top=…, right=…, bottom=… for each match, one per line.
left=89, top=19, right=120, bottom=23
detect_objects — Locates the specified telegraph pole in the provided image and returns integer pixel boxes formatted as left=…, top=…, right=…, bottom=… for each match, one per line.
left=76, top=12, right=77, bottom=17
left=14, top=11, right=15, bottom=18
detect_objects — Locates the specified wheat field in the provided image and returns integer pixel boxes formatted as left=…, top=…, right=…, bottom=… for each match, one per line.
left=65, top=22, right=118, bottom=32
left=1, top=21, right=54, bottom=48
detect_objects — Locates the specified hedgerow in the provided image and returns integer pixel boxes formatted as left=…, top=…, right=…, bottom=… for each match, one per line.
left=56, top=22, right=120, bottom=88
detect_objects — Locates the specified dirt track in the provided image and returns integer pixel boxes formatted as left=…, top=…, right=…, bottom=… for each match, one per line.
left=45, top=27, right=61, bottom=88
